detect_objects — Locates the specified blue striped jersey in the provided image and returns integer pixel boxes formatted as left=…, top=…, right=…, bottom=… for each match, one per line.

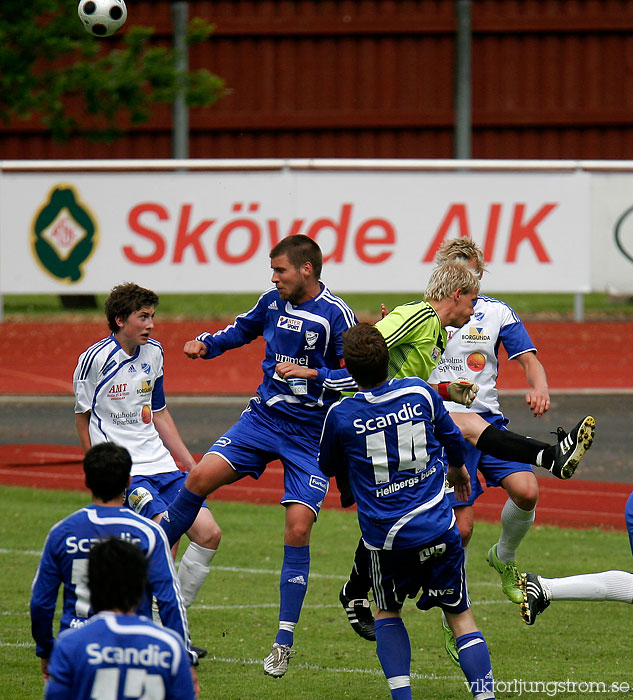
left=195, top=283, right=358, bottom=430
left=30, top=505, right=190, bottom=662
left=45, top=611, right=194, bottom=700
left=319, top=376, right=465, bottom=550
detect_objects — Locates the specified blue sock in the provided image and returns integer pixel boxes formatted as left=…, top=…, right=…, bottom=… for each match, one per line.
left=625, top=492, right=633, bottom=557
left=374, top=617, right=412, bottom=700
left=275, top=544, right=310, bottom=647
left=160, top=487, right=205, bottom=548
left=456, top=631, right=495, bottom=699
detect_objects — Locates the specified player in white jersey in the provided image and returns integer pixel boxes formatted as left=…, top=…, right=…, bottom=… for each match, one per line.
left=44, top=537, right=196, bottom=700
left=73, top=283, right=219, bottom=657
left=426, top=237, right=590, bottom=661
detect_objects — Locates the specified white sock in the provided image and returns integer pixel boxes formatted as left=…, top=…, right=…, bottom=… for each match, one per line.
left=543, top=571, right=633, bottom=603
left=496, top=498, right=535, bottom=563
left=178, top=542, right=217, bottom=607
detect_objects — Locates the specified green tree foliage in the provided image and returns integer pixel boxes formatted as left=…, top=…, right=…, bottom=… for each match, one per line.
left=0, top=0, right=226, bottom=140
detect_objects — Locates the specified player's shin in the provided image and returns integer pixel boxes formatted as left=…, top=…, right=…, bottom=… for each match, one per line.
left=276, top=544, right=310, bottom=647
left=375, top=617, right=412, bottom=700
left=160, top=488, right=205, bottom=548
left=178, top=542, right=217, bottom=607
left=456, top=631, right=495, bottom=700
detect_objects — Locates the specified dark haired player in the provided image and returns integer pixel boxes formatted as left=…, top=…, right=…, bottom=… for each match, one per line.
left=44, top=537, right=196, bottom=700
left=30, top=442, right=197, bottom=685
left=73, top=282, right=219, bottom=658
left=160, top=234, right=358, bottom=678
left=318, top=323, right=495, bottom=700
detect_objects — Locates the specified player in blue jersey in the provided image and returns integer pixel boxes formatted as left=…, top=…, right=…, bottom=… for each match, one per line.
left=159, top=234, right=358, bottom=678
left=338, top=249, right=595, bottom=655
left=45, top=537, right=196, bottom=700
left=520, top=490, right=633, bottom=625
left=319, top=323, right=496, bottom=700
left=30, top=443, right=197, bottom=688
left=73, top=283, right=219, bottom=657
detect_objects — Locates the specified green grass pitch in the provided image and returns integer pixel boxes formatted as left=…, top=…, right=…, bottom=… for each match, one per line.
left=2, top=486, right=632, bottom=700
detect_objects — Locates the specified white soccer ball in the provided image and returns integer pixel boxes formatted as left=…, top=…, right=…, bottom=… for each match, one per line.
left=78, top=0, right=127, bottom=38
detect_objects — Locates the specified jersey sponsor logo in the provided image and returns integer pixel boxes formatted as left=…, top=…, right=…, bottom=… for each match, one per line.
left=304, top=330, right=318, bottom=350
left=467, top=352, right=486, bottom=372
left=353, top=402, right=424, bottom=435
left=309, top=475, right=328, bottom=492
left=275, top=353, right=308, bottom=366
left=431, top=346, right=441, bottom=362
left=137, top=379, right=152, bottom=396
left=86, top=642, right=172, bottom=669
left=141, top=363, right=151, bottom=374
left=435, top=357, right=465, bottom=374
left=107, top=383, right=129, bottom=400
left=277, top=316, right=303, bottom=332
left=128, top=487, right=153, bottom=514
left=110, top=410, right=139, bottom=425
left=419, top=542, right=447, bottom=562
left=65, top=532, right=141, bottom=554
left=375, top=466, right=436, bottom=498
left=461, top=326, right=492, bottom=343
left=69, top=618, right=88, bottom=629
left=213, top=436, right=232, bottom=448
left=30, top=185, right=97, bottom=284
left=141, top=405, right=152, bottom=424
left=268, top=300, right=278, bottom=310
left=428, top=588, right=454, bottom=596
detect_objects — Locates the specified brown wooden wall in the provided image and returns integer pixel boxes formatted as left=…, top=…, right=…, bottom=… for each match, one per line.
left=4, top=0, right=633, bottom=160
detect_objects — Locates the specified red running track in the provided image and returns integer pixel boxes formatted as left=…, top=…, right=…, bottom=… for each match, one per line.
left=0, top=444, right=629, bottom=531
left=2, top=320, right=633, bottom=395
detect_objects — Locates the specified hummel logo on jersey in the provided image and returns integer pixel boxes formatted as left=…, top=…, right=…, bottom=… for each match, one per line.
left=277, top=316, right=303, bottom=332
left=287, top=575, right=307, bottom=586
left=268, top=300, right=278, bottom=310
left=128, top=364, right=137, bottom=373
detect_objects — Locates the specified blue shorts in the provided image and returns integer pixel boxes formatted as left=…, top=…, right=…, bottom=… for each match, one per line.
left=446, top=412, right=533, bottom=508
left=126, top=470, right=209, bottom=520
left=368, top=524, right=470, bottom=614
left=206, top=396, right=329, bottom=517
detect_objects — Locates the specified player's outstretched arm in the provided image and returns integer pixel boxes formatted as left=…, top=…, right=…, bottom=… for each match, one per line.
left=183, top=340, right=208, bottom=359
left=516, top=351, right=550, bottom=417
left=437, top=378, right=479, bottom=408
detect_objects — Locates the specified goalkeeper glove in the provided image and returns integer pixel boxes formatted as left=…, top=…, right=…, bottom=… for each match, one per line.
left=437, top=378, right=479, bottom=408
